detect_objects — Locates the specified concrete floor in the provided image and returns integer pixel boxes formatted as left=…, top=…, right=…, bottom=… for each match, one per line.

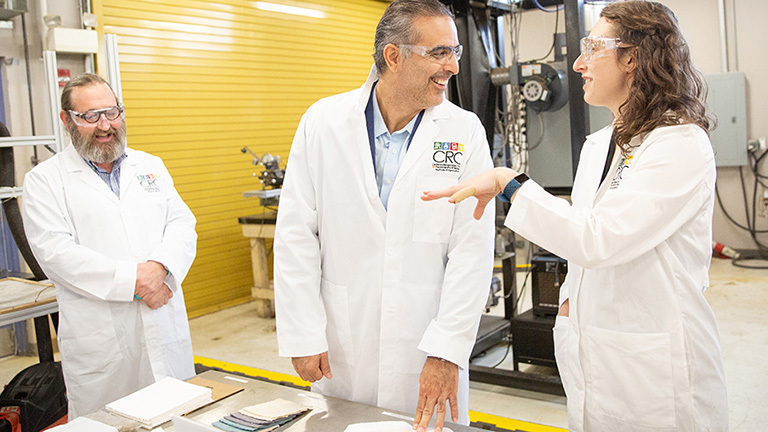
left=1, top=257, right=765, bottom=431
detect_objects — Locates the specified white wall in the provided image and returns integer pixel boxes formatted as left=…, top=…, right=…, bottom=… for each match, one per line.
left=513, top=0, right=768, bottom=250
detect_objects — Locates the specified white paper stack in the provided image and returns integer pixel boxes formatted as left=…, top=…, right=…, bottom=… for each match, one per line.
left=240, top=398, right=308, bottom=420
left=46, top=417, right=118, bottom=432
left=105, top=377, right=213, bottom=428
left=343, top=422, right=453, bottom=432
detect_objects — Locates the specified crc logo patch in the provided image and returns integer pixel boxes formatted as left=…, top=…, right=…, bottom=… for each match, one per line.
left=610, top=155, right=633, bottom=189
left=432, top=141, right=464, bottom=173
left=137, top=173, right=161, bottom=193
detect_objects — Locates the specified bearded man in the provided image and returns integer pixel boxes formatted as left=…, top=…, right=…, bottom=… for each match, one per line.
left=22, top=73, right=198, bottom=418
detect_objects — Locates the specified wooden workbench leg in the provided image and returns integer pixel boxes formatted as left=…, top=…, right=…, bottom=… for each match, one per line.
left=250, top=238, right=275, bottom=318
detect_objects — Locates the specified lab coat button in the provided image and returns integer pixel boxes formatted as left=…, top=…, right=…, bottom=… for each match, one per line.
left=387, top=248, right=395, bottom=256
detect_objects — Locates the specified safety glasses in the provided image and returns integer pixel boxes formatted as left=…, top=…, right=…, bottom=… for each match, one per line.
left=68, top=105, right=124, bottom=127
left=399, top=44, right=463, bottom=63
left=579, top=37, right=632, bottom=62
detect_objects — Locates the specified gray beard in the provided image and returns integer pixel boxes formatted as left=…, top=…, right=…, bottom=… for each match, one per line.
left=68, top=120, right=127, bottom=164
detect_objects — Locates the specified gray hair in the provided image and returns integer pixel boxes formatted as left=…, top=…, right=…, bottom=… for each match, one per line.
left=61, top=73, right=117, bottom=113
left=373, top=0, right=454, bottom=74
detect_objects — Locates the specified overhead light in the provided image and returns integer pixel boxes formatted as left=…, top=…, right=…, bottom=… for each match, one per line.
left=254, top=2, right=326, bottom=19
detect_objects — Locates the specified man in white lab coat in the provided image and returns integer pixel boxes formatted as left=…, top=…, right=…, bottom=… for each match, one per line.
left=22, top=73, right=197, bottom=419
left=274, top=1, right=494, bottom=431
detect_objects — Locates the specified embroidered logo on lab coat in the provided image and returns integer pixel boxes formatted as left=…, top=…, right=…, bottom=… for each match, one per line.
left=137, top=173, right=160, bottom=193
left=610, top=156, right=633, bottom=189
left=432, top=142, right=464, bottom=173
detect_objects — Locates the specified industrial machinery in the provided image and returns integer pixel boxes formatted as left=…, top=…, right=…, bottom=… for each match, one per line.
left=0, top=362, right=67, bottom=432
left=241, top=146, right=285, bottom=207
left=531, top=253, right=567, bottom=317
left=442, top=0, right=612, bottom=395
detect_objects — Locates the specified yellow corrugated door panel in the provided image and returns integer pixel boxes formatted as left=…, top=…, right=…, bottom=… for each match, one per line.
left=92, top=0, right=389, bottom=317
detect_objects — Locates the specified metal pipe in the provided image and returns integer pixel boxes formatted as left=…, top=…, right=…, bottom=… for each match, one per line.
left=564, top=0, right=588, bottom=180
left=81, top=0, right=96, bottom=73
left=43, top=51, right=63, bottom=153
left=717, top=0, right=728, bottom=72
left=729, top=0, right=738, bottom=71
left=20, top=14, right=39, bottom=163
left=104, top=34, right=123, bottom=103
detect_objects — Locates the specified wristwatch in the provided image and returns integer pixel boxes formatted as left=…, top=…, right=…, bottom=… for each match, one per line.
left=497, top=173, right=530, bottom=202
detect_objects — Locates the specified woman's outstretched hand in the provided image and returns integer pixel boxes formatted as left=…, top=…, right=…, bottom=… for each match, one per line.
left=421, top=167, right=518, bottom=220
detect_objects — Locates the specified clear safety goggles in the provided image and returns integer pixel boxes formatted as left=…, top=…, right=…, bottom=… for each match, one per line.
left=400, top=44, right=463, bottom=63
left=578, top=37, right=632, bottom=62
left=68, top=104, right=124, bottom=127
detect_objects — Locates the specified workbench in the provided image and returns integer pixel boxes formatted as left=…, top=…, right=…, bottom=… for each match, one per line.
left=0, top=277, right=58, bottom=362
left=237, top=213, right=277, bottom=318
left=89, top=370, right=483, bottom=431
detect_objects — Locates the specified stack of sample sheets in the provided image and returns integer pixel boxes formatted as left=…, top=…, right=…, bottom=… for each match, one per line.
left=212, top=398, right=310, bottom=431
left=105, top=377, right=213, bottom=428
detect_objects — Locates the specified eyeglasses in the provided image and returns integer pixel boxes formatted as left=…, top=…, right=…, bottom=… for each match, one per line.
left=578, top=37, right=632, bottom=62
left=68, top=105, right=124, bottom=127
left=399, top=44, right=463, bottom=63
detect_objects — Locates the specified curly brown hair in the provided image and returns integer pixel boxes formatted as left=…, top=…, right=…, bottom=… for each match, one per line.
left=601, top=1, right=713, bottom=153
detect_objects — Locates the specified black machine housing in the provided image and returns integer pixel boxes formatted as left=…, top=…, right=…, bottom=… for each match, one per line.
left=0, top=362, right=67, bottom=432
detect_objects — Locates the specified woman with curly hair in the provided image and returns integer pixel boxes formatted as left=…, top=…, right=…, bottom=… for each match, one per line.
left=423, top=1, right=728, bottom=431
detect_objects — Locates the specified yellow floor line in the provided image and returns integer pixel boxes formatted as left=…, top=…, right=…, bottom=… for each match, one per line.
left=469, top=410, right=567, bottom=432
left=493, top=264, right=532, bottom=270
left=194, top=355, right=310, bottom=388
left=194, top=356, right=566, bottom=432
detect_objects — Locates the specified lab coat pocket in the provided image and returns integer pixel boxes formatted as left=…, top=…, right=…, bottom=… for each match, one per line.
left=552, top=315, right=575, bottom=398
left=584, top=326, right=676, bottom=428
left=413, top=176, right=457, bottom=244
left=320, top=278, right=355, bottom=366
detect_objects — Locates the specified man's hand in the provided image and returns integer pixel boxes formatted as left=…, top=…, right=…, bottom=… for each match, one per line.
left=292, top=352, right=332, bottom=382
left=140, top=282, right=173, bottom=309
left=413, top=357, right=459, bottom=432
left=421, top=167, right=518, bottom=220
left=135, top=261, right=167, bottom=300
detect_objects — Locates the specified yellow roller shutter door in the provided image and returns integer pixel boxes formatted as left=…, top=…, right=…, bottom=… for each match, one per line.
left=92, top=0, right=388, bottom=317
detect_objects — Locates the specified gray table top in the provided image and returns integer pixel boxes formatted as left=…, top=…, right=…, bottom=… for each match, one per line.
left=90, top=370, right=483, bottom=432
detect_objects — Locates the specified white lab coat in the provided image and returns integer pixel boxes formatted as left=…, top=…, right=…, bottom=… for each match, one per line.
left=506, top=124, right=728, bottom=431
left=274, top=67, right=495, bottom=424
left=22, top=145, right=197, bottom=419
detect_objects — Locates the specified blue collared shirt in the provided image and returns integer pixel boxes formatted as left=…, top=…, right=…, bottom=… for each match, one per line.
left=84, top=153, right=128, bottom=198
left=372, top=87, right=418, bottom=210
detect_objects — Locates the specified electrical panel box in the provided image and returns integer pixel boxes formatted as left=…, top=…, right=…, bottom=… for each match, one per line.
left=706, top=72, right=747, bottom=166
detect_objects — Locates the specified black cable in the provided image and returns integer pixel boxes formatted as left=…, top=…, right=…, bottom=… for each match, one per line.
left=715, top=185, right=768, bottom=233
left=713, top=161, right=768, bottom=267
left=732, top=255, right=768, bottom=269
left=490, top=340, right=512, bottom=368
left=741, top=167, right=768, bottom=252
left=749, top=168, right=768, bottom=252
left=748, top=151, right=768, bottom=188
